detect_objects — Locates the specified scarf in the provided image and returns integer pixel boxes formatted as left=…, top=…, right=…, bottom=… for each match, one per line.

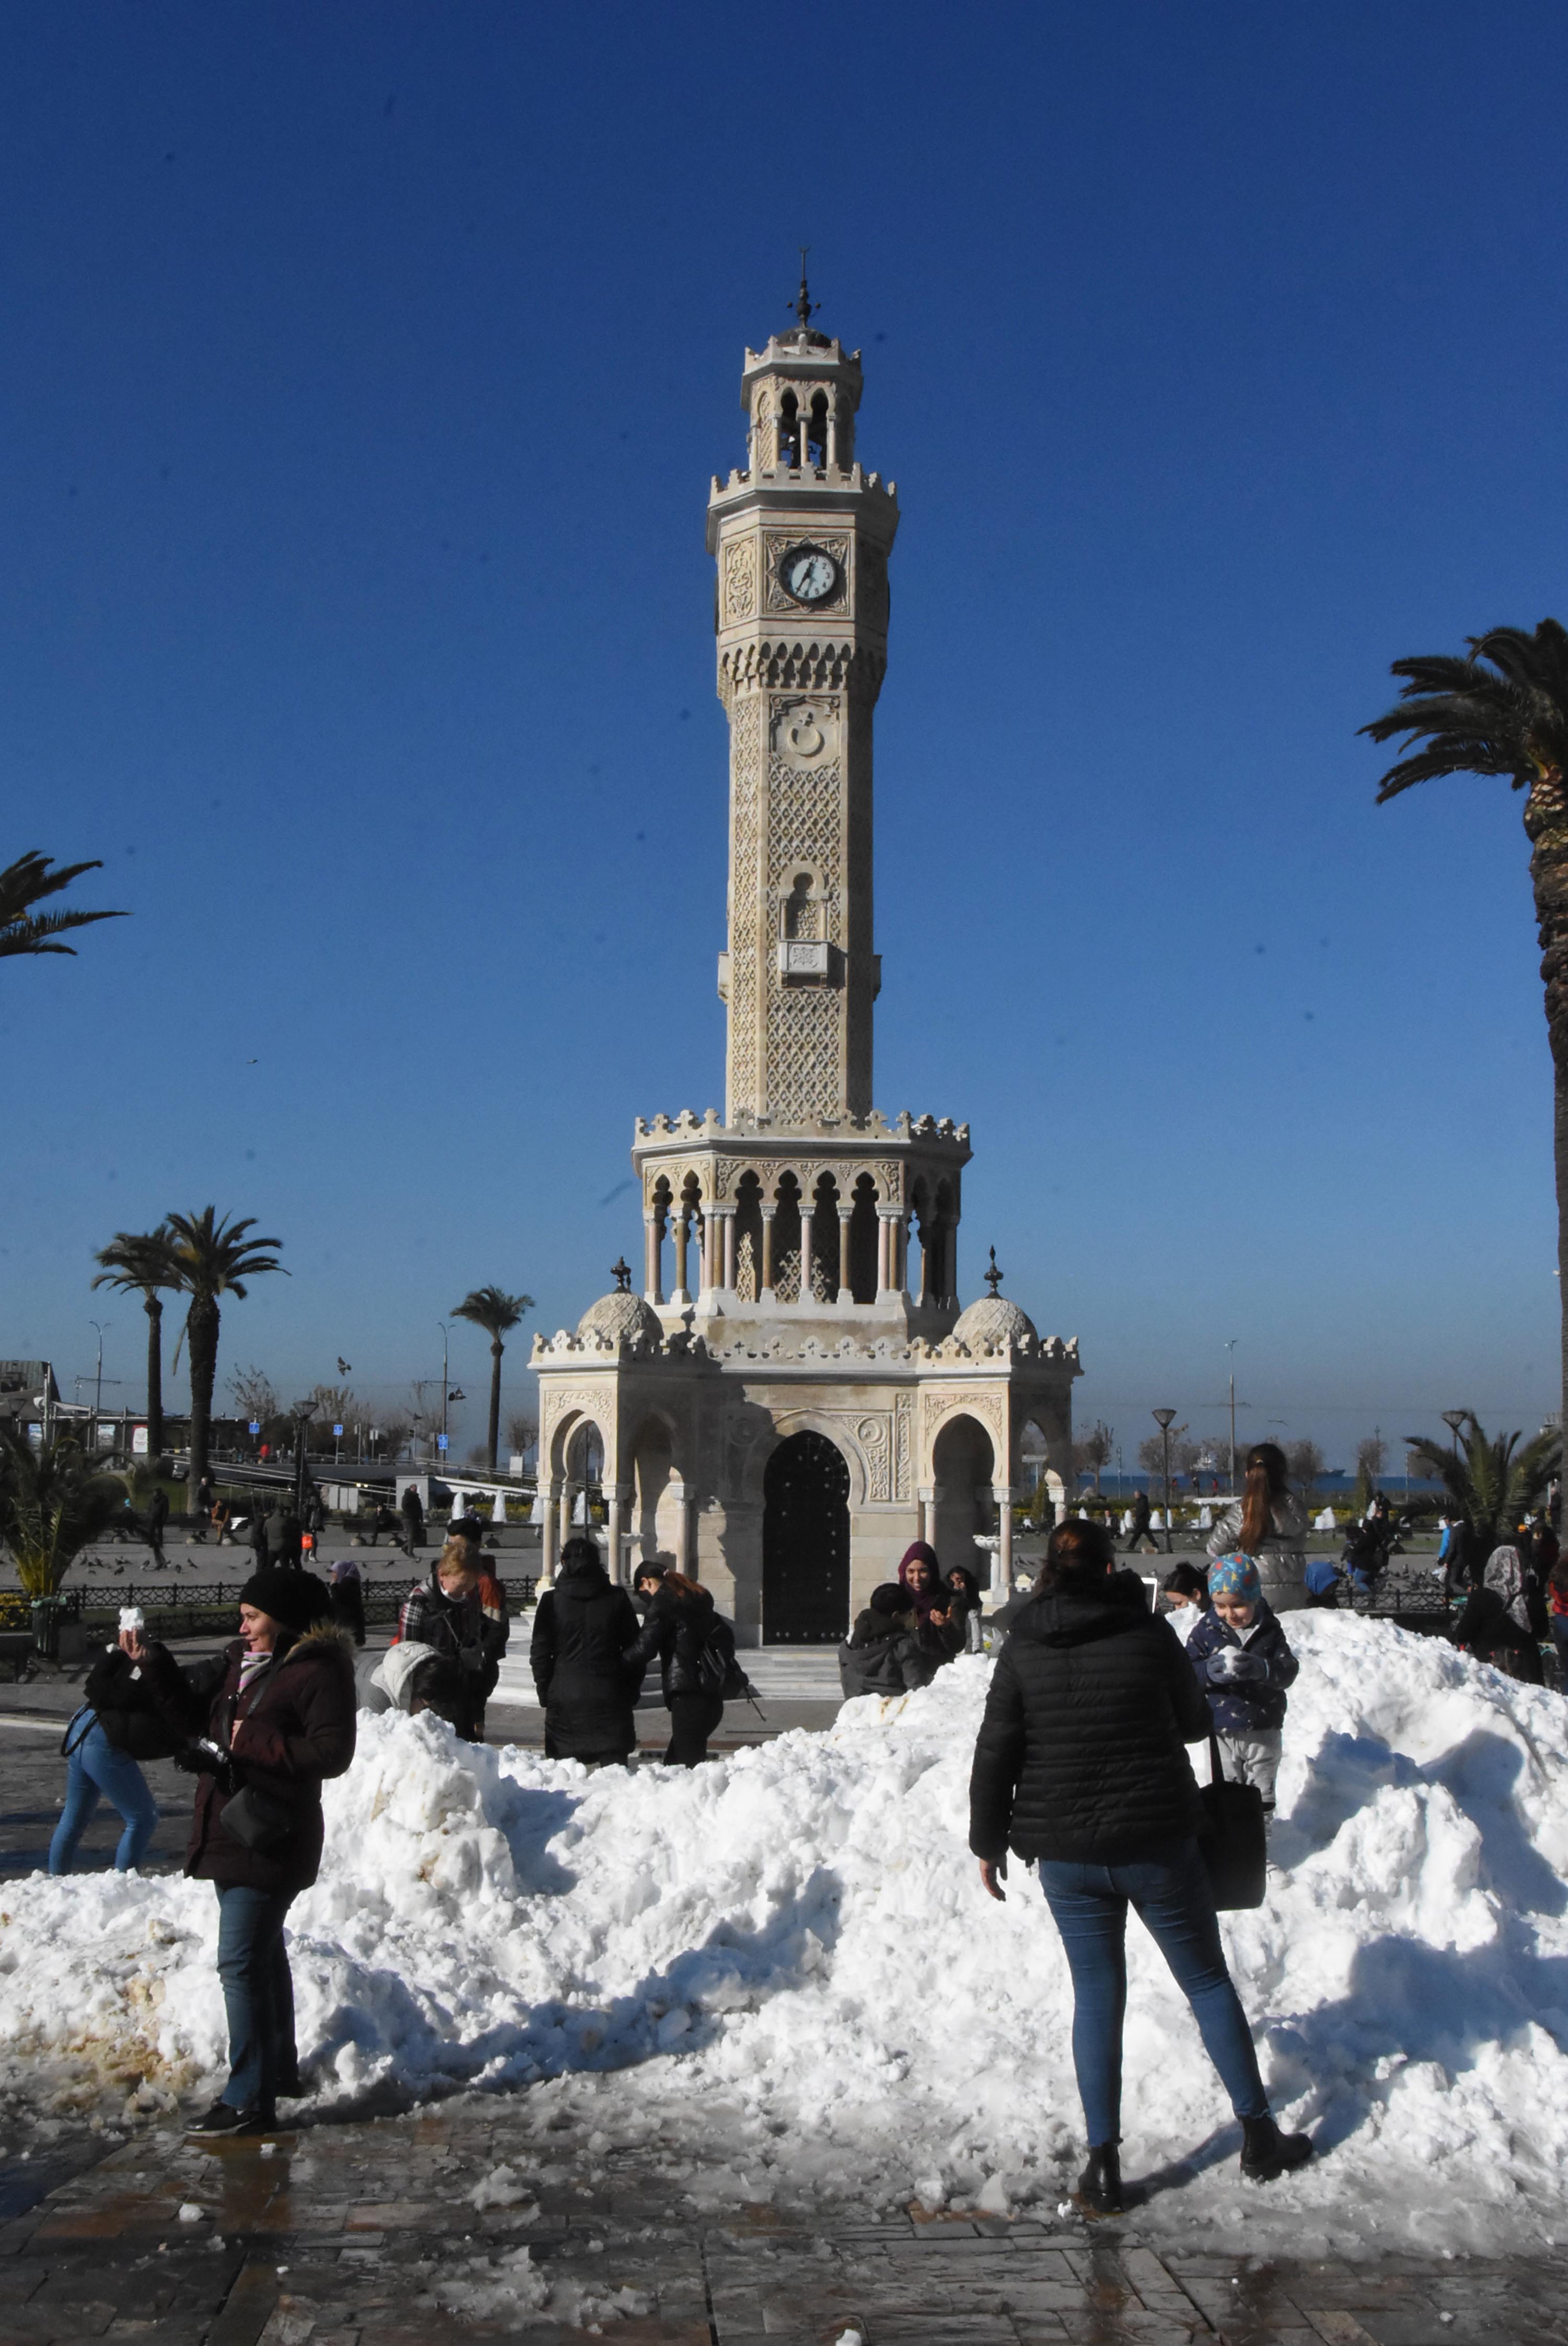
left=1483, top=1545, right=1532, bottom=1634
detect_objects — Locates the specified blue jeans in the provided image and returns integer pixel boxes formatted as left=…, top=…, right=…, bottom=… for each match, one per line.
left=1037, top=1837, right=1268, bottom=2146
left=214, top=1885, right=297, bottom=2113
left=48, top=1716, right=159, bottom=1874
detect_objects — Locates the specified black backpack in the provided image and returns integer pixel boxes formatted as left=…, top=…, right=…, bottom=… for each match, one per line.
left=696, top=1612, right=756, bottom=1701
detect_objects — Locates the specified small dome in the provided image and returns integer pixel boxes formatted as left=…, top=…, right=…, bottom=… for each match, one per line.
left=951, top=1294, right=1039, bottom=1351
left=576, top=1289, right=663, bottom=1349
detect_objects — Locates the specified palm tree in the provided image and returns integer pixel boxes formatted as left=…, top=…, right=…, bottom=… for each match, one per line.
left=93, top=1227, right=180, bottom=1456
left=1363, top=620, right=1568, bottom=1442
left=451, top=1285, right=535, bottom=1472
left=0, top=1429, right=132, bottom=1598
left=1404, top=1413, right=1560, bottom=1567
left=0, top=850, right=125, bottom=960
left=164, top=1209, right=285, bottom=1502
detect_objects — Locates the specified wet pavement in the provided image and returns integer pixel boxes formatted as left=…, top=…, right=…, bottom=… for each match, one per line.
left=3, top=2091, right=1566, bottom=2344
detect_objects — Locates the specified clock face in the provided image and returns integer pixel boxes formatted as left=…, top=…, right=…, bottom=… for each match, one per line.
left=780, top=544, right=840, bottom=605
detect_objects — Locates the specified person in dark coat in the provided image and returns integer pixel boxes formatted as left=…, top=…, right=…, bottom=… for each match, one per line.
left=622, top=1569, right=730, bottom=1765
left=48, top=1627, right=183, bottom=1873
left=838, top=1582, right=939, bottom=1698
left=397, top=1540, right=509, bottom=1740
left=191, top=1473, right=216, bottom=1542
left=370, top=1502, right=400, bottom=1546
left=130, top=1568, right=356, bottom=2135
left=896, top=1542, right=962, bottom=1666
left=328, top=1558, right=366, bottom=1647
left=266, top=1503, right=302, bottom=1569
left=530, top=1536, right=642, bottom=1766
left=969, top=1515, right=1310, bottom=2216
left=1125, top=1489, right=1159, bottom=1553
left=400, top=1483, right=425, bottom=1557
left=1450, top=1545, right=1546, bottom=1684
left=144, top=1484, right=169, bottom=1566
left=249, top=1502, right=270, bottom=1571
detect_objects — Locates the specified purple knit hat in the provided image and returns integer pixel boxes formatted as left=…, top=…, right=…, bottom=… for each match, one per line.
left=1207, top=1554, right=1262, bottom=1603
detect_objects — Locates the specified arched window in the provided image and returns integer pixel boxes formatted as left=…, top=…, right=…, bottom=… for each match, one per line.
left=807, top=391, right=828, bottom=468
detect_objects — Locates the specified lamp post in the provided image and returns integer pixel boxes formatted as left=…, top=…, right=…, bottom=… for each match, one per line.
left=1440, top=1409, right=1467, bottom=1467
left=437, top=1324, right=451, bottom=1463
left=88, top=1320, right=108, bottom=1429
left=1224, top=1341, right=1239, bottom=1494
left=292, top=1399, right=316, bottom=1517
left=1152, top=1408, right=1178, bottom=1554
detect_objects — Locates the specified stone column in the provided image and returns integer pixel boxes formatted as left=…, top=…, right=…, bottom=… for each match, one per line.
left=558, top=1482, right=574, bottom=1550
left=918, top=1220, right=932, bottom=1306
left=993, top=1485, right=1015, bottom=1593
left=759, top=1205, right=777, bottom=1298
left=918, top=1485, right=937, bottom=1546
left=670, top=1480, right=690, bottom=1573
left=539, top=1481, right=561, bottom=1584
left=946, top=1221, right=960, bottom=1309
left=837, top=1208, right=855, bottom=1303
left=643, top=1211, right=663, bottom=1305
left=606, top=1485, right=632, bottom=1585
left=722, top=1209, right=737, bottom=1292
left=672, top=1210, right=691, bottom=1304
left=876, top=1209, right=898, bottom=1298
left=800, top=1203, right=815, bottom=1303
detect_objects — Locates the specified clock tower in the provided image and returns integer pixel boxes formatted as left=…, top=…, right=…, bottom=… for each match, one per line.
left=707, top=291, right=896, bottom=1126
left=531, top=283, right=1085, bottom=1644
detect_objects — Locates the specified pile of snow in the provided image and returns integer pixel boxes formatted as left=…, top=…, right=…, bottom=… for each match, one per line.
left=6, top=1614, right=1568, bottom=2254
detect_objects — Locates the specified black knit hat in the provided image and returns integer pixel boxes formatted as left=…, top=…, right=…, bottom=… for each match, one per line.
left=238, top=1569, right=331, bottom=1634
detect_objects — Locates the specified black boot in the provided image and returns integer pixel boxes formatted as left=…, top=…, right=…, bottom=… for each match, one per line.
left=1074, top=2143, right=1124, bottom=2216
left=1240, top=2113, right=1312, bottom=2182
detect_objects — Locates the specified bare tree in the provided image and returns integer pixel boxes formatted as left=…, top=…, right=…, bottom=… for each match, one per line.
left=226, top=1365, right=280, bottom=1424
left=1071, top=1420, right=1113, bottom=1492
left=1356, top=1433, right=1388, bottom=1482
left=374, top=1414, right=412, bottom=1464
left=1286, top=1438, right=1327, bottom=1493
left=1137, top=1424, right=1189, bottom=1479
left=506, top=1411, right=538, bottom=1466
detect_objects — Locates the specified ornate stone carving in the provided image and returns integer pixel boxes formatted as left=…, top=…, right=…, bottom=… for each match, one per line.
left=894, top=1396, right=913, bottom=1499
left=726, top=694, right=764, bottom=1116
left=769, top=694, right=839, bottom=763
left=858, top=1413, right=892, bottom=1502
left=723, top=538, right=756, bottom=622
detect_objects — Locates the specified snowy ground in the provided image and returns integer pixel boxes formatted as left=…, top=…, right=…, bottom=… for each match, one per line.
left=4, top=1614, right=1568, bottom=2260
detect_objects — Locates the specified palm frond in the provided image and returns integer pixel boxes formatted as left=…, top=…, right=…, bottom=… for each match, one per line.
left=0, top=852, right=126, bottom=961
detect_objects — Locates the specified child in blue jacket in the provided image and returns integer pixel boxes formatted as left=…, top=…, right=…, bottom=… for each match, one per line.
left=1187, top=1553, right=1299, bottom=1827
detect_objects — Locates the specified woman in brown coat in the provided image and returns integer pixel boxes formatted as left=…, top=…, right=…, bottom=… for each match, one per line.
left=133, top=1568, right=356, bottom=2135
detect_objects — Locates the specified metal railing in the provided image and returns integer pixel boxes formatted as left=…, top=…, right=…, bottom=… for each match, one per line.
left=0, top=1578, right=539, bottom=1635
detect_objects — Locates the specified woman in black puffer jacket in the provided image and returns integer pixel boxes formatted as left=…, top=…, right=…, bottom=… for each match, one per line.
left=969, top=1516, right=1311, bottom=2215
left=623, top=1570, right=730, bottom=1766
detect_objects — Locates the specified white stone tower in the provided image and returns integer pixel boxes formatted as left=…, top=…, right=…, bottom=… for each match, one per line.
left=710, top=287, right=896, bottom=1126
left=532, top=279, right=1081, bottom=1640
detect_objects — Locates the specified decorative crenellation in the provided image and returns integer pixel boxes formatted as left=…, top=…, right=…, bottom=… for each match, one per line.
left=634, top=1110, right=971, bottom=1143
left=718, top=640, right=886, bottom=705
left=532, top=1324, right=1083, bottom=1370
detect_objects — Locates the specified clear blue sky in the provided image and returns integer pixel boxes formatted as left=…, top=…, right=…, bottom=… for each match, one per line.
left=3, top=0, right=1563, bottom=1471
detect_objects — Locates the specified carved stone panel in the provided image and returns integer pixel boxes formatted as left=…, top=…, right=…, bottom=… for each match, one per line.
left=723, top=538, right=757, bottom=623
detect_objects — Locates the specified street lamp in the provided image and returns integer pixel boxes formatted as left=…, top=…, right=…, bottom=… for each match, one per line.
left=437, top=1323, right=452, bottom=1464
left=88, top=1320, right=108, bottom=1429
left=1440, top=1409, right=1467, bottom=1464
left=1152, top=1408, right=1178, bottom=1555
left=291, top=1399, right=317, bottom=1517
left=1224, top=1341, right=1239, bottom=1494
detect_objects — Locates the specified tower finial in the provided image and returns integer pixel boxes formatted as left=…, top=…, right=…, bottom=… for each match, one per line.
left=792, top=246, right=819, bottom=329
left=984, top=1247, right=1004, bottom=1298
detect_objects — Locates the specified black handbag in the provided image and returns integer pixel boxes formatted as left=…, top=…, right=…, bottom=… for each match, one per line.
left=218, top=1783, right=295, bottom=1854
left=1197, top=1727, right=1267, bottom=1910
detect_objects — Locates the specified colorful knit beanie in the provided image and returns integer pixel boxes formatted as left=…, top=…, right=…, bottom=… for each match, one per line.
left=1207, top=1553, right=1262, bottom=1603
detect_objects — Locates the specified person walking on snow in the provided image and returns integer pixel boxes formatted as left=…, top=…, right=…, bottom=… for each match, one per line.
left=1449, top=1545, right=1546, bottom=1684
left=1185, top=1554, right=1299, bottom=1830
left=968, top=1515, right=1311, bottom=2217
left=1206, top=1442, right=1308, bottom=1609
